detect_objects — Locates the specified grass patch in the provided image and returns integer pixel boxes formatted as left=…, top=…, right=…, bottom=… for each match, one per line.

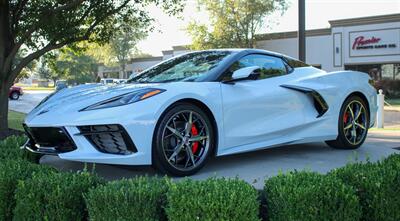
left=21, top=86, right=55, bottom=91
left=8, top=111, right=25, bottom=131
left=386, top=98, right=400, bottom=107
left=369, top=127, right=400, bottom=131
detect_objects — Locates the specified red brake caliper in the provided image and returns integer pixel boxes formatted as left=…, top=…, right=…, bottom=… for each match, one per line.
left=191, top=125, right=199, bottom=154
left=344, top=112, right=349, bottom=123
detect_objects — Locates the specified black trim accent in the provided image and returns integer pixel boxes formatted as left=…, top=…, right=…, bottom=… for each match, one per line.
left=77, top=124, right=137, bottom=155
left=22, top=125, right=77, bottom=154
left=280, top=84, right=329, bottom=118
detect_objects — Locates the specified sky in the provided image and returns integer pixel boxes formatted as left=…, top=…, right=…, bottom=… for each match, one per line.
left=137, top=0, right=400, bottom=56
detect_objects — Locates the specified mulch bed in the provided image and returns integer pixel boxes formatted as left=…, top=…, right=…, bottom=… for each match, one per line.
left=0, top=129, right=24, bottom=140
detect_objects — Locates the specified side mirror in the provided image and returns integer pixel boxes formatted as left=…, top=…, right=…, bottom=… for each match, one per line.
left=223, top=66, right=261, bottom=84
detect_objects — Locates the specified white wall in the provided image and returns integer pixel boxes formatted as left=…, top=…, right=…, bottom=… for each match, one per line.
left=332, top=21, right=400, bottom=66
left=256, top=35, right=338, bottom=72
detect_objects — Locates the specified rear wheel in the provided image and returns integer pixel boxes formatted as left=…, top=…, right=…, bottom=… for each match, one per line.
left=326, top=96, right=369, bottom=149
left=10, top=92, right=19, bottom=100
left=152, top=103, right=215, bottom=176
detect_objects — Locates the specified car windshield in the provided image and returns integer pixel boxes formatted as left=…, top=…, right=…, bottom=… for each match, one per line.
left=127, top=51, right=233, bottom=83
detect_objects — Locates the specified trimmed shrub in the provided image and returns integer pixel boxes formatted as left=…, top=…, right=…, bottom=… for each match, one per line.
left=13, top=171, right=104, bottom=221
left=330, top=160, right=400, bottom=221
left=264, top=171, right=361, bottom=221
left=382, top=153, right=400, bottom=169
left=0, top=159, right=56, bottom=221
left=0, top=135, right=41, bottom=163
left=86, top=177, right=168, bottom=221
left=166, top=177, right=259, bottom=221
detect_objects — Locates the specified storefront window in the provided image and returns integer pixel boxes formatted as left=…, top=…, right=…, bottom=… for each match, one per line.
left=345, top=63, right=400, bottom=80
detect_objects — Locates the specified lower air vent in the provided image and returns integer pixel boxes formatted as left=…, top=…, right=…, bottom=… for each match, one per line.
left=23, top=125, right=77, bottom=154
left=78, top=125, right=137, bottom=155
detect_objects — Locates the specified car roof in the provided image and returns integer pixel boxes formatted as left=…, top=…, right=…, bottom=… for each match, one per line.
left=191, top=48, right=286, bottom=58
left=182, top=49, right=290, bottom=81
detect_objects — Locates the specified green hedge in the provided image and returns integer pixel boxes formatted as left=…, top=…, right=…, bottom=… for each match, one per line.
left=13, top=171, right=104, bottom=221
left=330, top=160, right=400, bottom=221
left=264, top=171, right=361, bottom=221
left=165, top=177, right=259, bottom=221
left=0, top=135, right=41, bottom=163
left=382, top=153, right=400, bottom=169
left=86, top=177, right=168, bottom=221
left=0, top=160, right=56, bottom=221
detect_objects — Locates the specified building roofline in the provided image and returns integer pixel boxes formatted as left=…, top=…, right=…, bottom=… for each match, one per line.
left=172, top=45, right=189, bottom=50
left=130, top=56, right=163, bottom=62
left=329, top=13, right=400, bottom=27
left=256, top=28, right=331, bottom=41
left=162, top=50, right=173, bottom=55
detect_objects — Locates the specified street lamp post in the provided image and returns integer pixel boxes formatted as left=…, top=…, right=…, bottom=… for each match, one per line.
left=298, top=0, right=306, bottom=62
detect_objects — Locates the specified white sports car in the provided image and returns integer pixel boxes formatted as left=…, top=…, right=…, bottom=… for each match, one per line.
left=23, top=49, right=377, bottom=176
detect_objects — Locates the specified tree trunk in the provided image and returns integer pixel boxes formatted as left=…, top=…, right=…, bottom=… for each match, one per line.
left=0, top=0, right=12, bottom=132
left=0, top=79, right=10, bottom=131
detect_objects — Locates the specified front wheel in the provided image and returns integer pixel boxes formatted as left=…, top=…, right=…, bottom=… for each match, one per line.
left=326, top=95, right=369, bottom=149
left=152, top=103, right=215, bottom=176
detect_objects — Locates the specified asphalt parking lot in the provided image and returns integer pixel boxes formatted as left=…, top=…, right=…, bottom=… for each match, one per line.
left=9, top=90, right=400, bottom=189
left=9, top=90, right=52, bottom=114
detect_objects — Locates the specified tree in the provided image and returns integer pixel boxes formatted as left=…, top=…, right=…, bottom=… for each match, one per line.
left=186, top=0, right=288, bottom=50
left=0, top=0, right=184, bottom=132
left=14, top=49, right=37, bottom=82
left=110, top=20, right=151, bottom=78
left=50, top=47, right=99, bottom=85
left=43, top=51, right=67, bottom=85
left=37, top=59, right=51, bottom=81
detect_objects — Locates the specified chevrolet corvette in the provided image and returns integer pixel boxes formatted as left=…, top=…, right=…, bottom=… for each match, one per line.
left=23, top=49, right=377, bottom=176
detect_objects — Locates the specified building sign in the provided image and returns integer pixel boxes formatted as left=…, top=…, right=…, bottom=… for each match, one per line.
left=349, top=29, right=400, bottom=57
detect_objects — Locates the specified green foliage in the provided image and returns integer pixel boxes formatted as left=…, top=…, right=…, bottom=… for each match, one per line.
left=187, top=0, right=288, bottom=49
left=13, top=171, right=104, bottom=221
left=330, top=160, right=400, bottom=221
left=382, top=153, right=400, bottom=168
left=264, top=171, right=361, bottom=221
left=1, top=0, right=184, bottom=133
left=0, top=159, right=56, bottom=221
left=0, top=135, right=41, bottom=163
left=86, top=177, right=168, bottom=221
left=166, top=177, right=259, bottom=221
left=44, top=47, right=98, bottom=84
left=109, top=15, right=152, bottom=77
left=14, top=49, right=37, bottom=82
left=8, top=0, right=184, bottom=51
left=37, top=59, right=52, bottom=80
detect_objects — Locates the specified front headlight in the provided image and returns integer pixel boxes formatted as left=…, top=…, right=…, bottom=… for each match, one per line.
left=81, top=88, right=165, bottom=111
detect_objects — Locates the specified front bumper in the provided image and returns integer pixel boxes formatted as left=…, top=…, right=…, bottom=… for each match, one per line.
left=23, top=125, right=77, bottom=155
left=22, top=122, right=154, bottom=165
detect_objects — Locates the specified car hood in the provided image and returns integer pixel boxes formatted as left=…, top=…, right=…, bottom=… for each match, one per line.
left=28, top=83, right=159, bottom=116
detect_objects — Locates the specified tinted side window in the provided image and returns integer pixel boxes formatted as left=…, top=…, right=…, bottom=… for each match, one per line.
left=285, top=57, right=310, bottom=68
left=223, top=54, right=288, bottom=81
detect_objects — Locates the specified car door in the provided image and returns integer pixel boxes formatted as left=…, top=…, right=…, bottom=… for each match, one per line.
left=220, top=54, right=309, bottom=151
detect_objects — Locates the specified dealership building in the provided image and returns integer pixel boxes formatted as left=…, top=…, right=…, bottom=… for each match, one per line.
left=98, top=13, right=400, bottom=81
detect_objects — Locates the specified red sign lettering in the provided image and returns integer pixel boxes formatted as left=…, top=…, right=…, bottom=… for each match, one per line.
left=352, top=36, right=381, bottom=49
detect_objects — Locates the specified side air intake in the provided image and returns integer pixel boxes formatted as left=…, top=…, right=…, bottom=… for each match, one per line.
left=280, top=84, right=329, bottom=118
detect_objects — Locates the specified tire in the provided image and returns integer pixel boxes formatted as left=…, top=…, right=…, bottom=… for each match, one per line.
left=10, top=92, right=19, bottom=100
left=152, top=102, right=215, bottom=176
left=326, top=95, right=369, bottom=149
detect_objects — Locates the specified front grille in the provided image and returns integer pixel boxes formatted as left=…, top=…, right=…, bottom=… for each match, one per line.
left=23, top=125, right=76, bottom=153
left=78, top=125, right=137, bottom=155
